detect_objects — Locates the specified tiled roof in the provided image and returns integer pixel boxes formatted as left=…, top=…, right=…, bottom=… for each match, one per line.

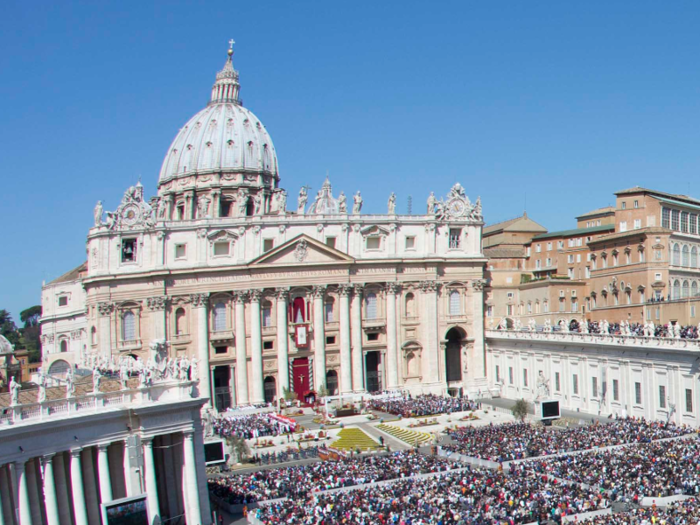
left=47, top=262, right=87, bottom=285
left=532, top=224, right=615, bottom=241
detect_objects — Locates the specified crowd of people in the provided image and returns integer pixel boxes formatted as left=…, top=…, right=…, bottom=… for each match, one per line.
left=253, top=464, right=610, bottom=524
left=209, top=451, right=465, bottom=504
left=523, top=437, right=700, bottom=502
left=212, top=413, right=295, bottom=440
left=575, top=499, right=700, bottom=525
left=367, top=394, right=479, bottom=417
left=443, top=419, right=692, bottom=462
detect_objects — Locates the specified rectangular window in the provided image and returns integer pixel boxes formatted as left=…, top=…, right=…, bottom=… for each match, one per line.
left=692, top=214, right=698, bottom=235
left=634, top=200, right=639, bottom=208
left=263, top=340, right=274, bottom=350
left=573, top=374, right=579, bottom=395
left=659, top=385, right=666, bottom=408
left=558, top=241, right=564, bottom=249
left=214, top=346, right=227, bottom=355
left=121, top=238, right=136, bottom=262
left=567, top=254, right=574, bottom=263
left=509, top=367, right=514, bottom=384
left=559, top=300, right=565, bottom=312
left=547, top=242, right=552, bottom=251
left=672, top=209, right=680, bottom=231
left=544, top=301, right=549, bottom=313
left=325, top=335, right=336, bottom=345
left=555, top=372, right=560, bottom=392
left=486, top=305, right=493, bottom=317
left=325, top=302, right=334, bottom=322
left=535, top=260, right=541, bottom=269
left=620, top=221, right=627, bottom=232
left=366, top=237, right=381, bottom=250
left=613, top=379, right=619, bottom=401
left=213, top=241, right=229, bottom=256
left=175, top=243, right=187, bottom=259
left=507, top=305, right=514, bottom=316
left=592, top=377, right=598, bottom=398
left=576, top=254, right=581, bottom=262
left=536, top=244, right=541, bottom=253
left=546, top=257, right=552, bottom=267
left=662, top=207, right=671, bottom=229
left=571, top=299, right=578, bottom=312
left=585, top=266, right=591, bottom=278
left=686, top=388, right=693, bottom=413
left=449, top=229, right=461, bottom=249
left=635, top=382, right=642, bottom=404
left=325, top=236, right=337, bottom=249
left=263, top=239, right=275, bottom=252
left=405, top=236, right=415, bottom=250
left=568, top=268, right=574, bottom=279
left=655, top=307, right=660, bottom=320
left=568, top=239, right=574, bottom=247
left=58, top=296, right=68, bottom=307
left=682, top=212, right=690, bottom=233
left=495, top=365, right=500, bottom=382
left=523, top=368, right=528, bottom=387
left=692, top=306, right=696, bottom=318
left=621, top=201, right=627, bottom=209
left=634, top=219, right=641, bottom=230
left=367, top=332, right=379, bottom=341
left=262, top=306, right=272, bottom=327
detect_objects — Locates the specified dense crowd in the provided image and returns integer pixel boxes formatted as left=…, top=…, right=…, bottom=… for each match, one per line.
left=253, top=464, right=610, bottom=524
left=208, top=451, right=464, bottom=504
left=523, top=437, right=700, bottom=502
left=443, top=419, right=692, bottom=462
left=575, top=499, right=700, bottom=525
left=212, top=413, right=295, bottom=440
left=367, top=394, right=478, bottom=417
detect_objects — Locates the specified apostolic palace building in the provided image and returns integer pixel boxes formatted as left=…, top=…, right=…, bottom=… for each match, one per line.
left=40, top=45, right=489, bottom=411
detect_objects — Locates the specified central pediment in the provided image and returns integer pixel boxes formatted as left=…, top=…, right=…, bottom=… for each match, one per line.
left=249, top=234, right=354, bottom=266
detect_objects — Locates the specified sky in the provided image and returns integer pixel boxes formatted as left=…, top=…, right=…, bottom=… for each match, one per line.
left=2, top=1, right=700, bottom=324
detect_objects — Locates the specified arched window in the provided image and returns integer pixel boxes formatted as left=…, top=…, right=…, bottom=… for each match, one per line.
left=91, top=326, right=97, bottom=345
left=543, top=300, right=549, bottom=313
left=365, top=293, right=378, bottom=319
left=673, top=280, right=681, bottom=300
left=535, top=301, right=540, bottom=314
left=449, top=290, right=461, bottom=316
left=692, top=282, right=698, bottom=298
left=213, top=302, right=227, bottom=332
left=324, top=298, right=335, bottom=323
left=673, top=244, right=681, bottom=266
left=693, top=247, right=698, bottom=268
left=176, top=203, right=185, bottom=221
left=405, top=293, right=415, bottom=317
left=683, top=245, right=690, bottom=267
left=262, top=301, right=273, bottom=328
left=175, top=308, right=186, bottom=335
left=122, top=311, right=136, bottom=341
left=60, top=339, right=68, bottom=353
left=683, top=280, right=690, bottom=298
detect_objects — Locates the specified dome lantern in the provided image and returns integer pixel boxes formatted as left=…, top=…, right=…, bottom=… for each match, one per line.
left=210, top=39, right=241, bottom=106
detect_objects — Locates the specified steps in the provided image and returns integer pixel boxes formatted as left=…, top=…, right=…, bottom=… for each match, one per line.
left=376, top=424, right=433, bottom=447
left=330, top=428, right=381, bottom=451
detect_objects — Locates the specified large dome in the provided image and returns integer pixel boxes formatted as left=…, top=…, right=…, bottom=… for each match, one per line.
left=158, top=47, right=279, bottom=189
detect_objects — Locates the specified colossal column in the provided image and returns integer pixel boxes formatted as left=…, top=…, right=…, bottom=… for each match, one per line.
left=385, top=283, right=399, bottom=389
left=339, top=285, right=353, bottom=394
left=143, top=438, right=160, bottom=524
left=97, top=302, right=113, bottom=359
left=191, top=294, right=212, bottom=406
left=233, top=292, right=250, bottom=405
left=0, top=465, right=5, bottom=525
left=312, top=286, right=327, bottom=392
left=421, top=280, right=440, bottom=386
left=15, top=460, right=32, bottom=525
left=350, top=285, right=365, bottom=392
left=70, top=449, right=88, bottom=525
left=182, top=431, right=202, bottom=525
left=468, top=279, right=488, bottom=388
left=43, top=456, right=62, bottom=525
left=97, top=444, right=112, bottom=504
left=146, top=296, right=168, bottom=342
left=276, top=288, right=290, bottom=395
left=249, top=289, right=265, bottom=404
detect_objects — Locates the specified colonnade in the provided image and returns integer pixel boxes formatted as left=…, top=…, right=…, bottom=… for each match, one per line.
left=0, top=430, right=205, bottom=525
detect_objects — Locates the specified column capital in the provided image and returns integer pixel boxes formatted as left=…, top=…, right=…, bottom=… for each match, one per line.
left=233, top=291, right=249, bottom=303
left=249, top=289, right=263, bottom=302
left=97, top=443, right=111, bottom=451
left=97, top=302, right=114, bottom=316
left=141, top=436, right=154, bottom=446
left=275, top=288, right=289, bottom=300
left=338, top=284, right=353, bottom=297
left=146, top=296, right=168, bottom=311
left=386, top=282, right=401, bottom=295
left=352, top=284, right=363, bottom=296
left=420, top=280, right=440, bottom=293
left=42, top=453, right=56, bottom=462
left=69, top=448, right=83, bottom=458
left=189, top=293, right=209, bottom=308
left=312, top=285, right=326, bottom=299
left=471, top=279, right=487, bottom=292
left=182, top=429, right=195, bottom=440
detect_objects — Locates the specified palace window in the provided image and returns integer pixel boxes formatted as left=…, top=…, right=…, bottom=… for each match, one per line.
left=91, top=327, right=97, bottom=345
left=555, top=372, right=560, bottom=391
left=58, top=296, right=68, bottom=307
left=692, top=214, right=698, bottom=235
left=693, top=247, right=698, bottom=268
left=405, top=293, right=415, bottom=317
left=175, top=308, right=186, bottom=335
left=213, top=241, right=229, bottom=256
left=613, top=379, right=619, bottom=401
left=671, top=210, right=680, bottom=231
left=325, top=237, right=337, bottom=249
left=366, top=237, right=381, bottom=250
left=405, top=236, right=415, bottom=250
left=672, top=244, right=681, bottom=266
left=263, top=239, right=275, bottom=252
left=573, top=374, right=579, bottom=395
left=121, top=311, right=136, bottom=341
left=365, top=293, right=378, bottom=319
left=683, top=245, right=690, bottom=267
left=175, top=243, right=187, bottom=260
left=121, top=239, right=136, bottom=263
left=60, top=339, right=68, bottom=353
left=635, top=382, right=642, bottom=404
left=449, top=229, right=461, bottom=249
left=523, top=368, right=528, bottom=387
left=662, top=207, right=671, bottom=228
left=262, top=301, right=273, bottom=328
left=509, top=367, right=514, bottom=384
left=686, top=389, right=693, bottom=413
left=324, top=298, right=335, bottom=323
left=682, top=212, right=689, bottom=233
left=449, top=290, right=461, bottom=316
left=213, top=302, right=227, bottom=331
left=659, top=385, right=667, bottom=409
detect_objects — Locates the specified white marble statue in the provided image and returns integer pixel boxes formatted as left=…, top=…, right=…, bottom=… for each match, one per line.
left=10, top=376, right=20, bottom=405
left=536, top=371, right=550, bottom=399
left=253, top=192, right=263, bottom=215
left=427, top=192, right=437, bottom=215
left=236, top=188, right=248, bottom=216
left=139, top=367, right=148, bottom=388
left=277, top=190, right=287, bottom=215
left=197, top=196, right=211, bottom=218
left=297, top=187, right=308, bottom=215
left=66, top=369, right=75, bottom=397
left=352, top=191, right=363, bottom=214
left=543, top=319, right=552, bottom=333
left=190, top=357, right=199, bottom=381
left=581, top=319, right=589, bottom=334
left=338, top=192, right=347, bottom=213
left=513, top=318, right=522, bottom=331
left=94, top=201, right=103, bottom=226
left=37, top=373, right=47, bottom=403
left=179, top=357, right=190, bottom=381
left=558, top=319, right=567, bottom=332
left=92, top=367, right=102, bottom=393
left=528, top=318, right=536, bottom=332
left=387, top=193, right=396, bottom=214
left=120, top=365, right=129, bottom=390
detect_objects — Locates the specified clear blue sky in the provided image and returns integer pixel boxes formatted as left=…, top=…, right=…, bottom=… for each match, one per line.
left=2, top=1, right=700, bottom=324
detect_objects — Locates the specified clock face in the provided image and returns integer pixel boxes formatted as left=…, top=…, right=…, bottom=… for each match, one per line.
left=121, top=204, right=140, bottom=226
left=447, top=197, right=466, bottom=217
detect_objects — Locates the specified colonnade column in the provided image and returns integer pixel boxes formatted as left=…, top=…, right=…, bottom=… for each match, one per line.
left=249, top=289, right=265, bottom=404
left=211, top=189, right=220, bottom=218
left=183, top=431, right=202, bottom=525
left=143, top=438, right=160, bottom=524
left=97, top=444, right=112, bottom=504
left=385, top=283, right=399, bottom=389
left=350, top=286, right=365, bottom=392
left=0, top=465, right=5, bottom=525
left=276, top=289, right=290, bottom=395
left=192, top=293, right=212, bottom=406
left=312, top=286, right=327, bottom=392
left=421, top=280, right=440, bottom=386
left=15, top=460, right=32, bottom=525
left=233, top=292, right=250, bottom=405
left=339, top=285, right=353, bottom=394
left=70, top=449, right=88, bottom=525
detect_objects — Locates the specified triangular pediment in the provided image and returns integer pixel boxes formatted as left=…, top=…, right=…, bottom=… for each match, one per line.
left=249, top=234, right=354, bottom=266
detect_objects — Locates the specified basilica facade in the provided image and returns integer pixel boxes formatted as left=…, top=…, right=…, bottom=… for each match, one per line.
left=43, top=47, right=488, bottom=410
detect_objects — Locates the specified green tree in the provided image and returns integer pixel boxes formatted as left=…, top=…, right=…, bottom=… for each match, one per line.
left=226, top=435, right=250, bottom=463
left=0, top=310, right=20, bottom=347
left=282, top=387, right=298, bottom=401
left=317, top=384, right=328, bottom=398
left=512, top=399, right=531, bottom=422
left=19, top=305, right=42, bottom=363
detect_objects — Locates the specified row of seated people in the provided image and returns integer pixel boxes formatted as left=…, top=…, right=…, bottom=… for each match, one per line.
left=367, top=394, right=479, bottom=417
